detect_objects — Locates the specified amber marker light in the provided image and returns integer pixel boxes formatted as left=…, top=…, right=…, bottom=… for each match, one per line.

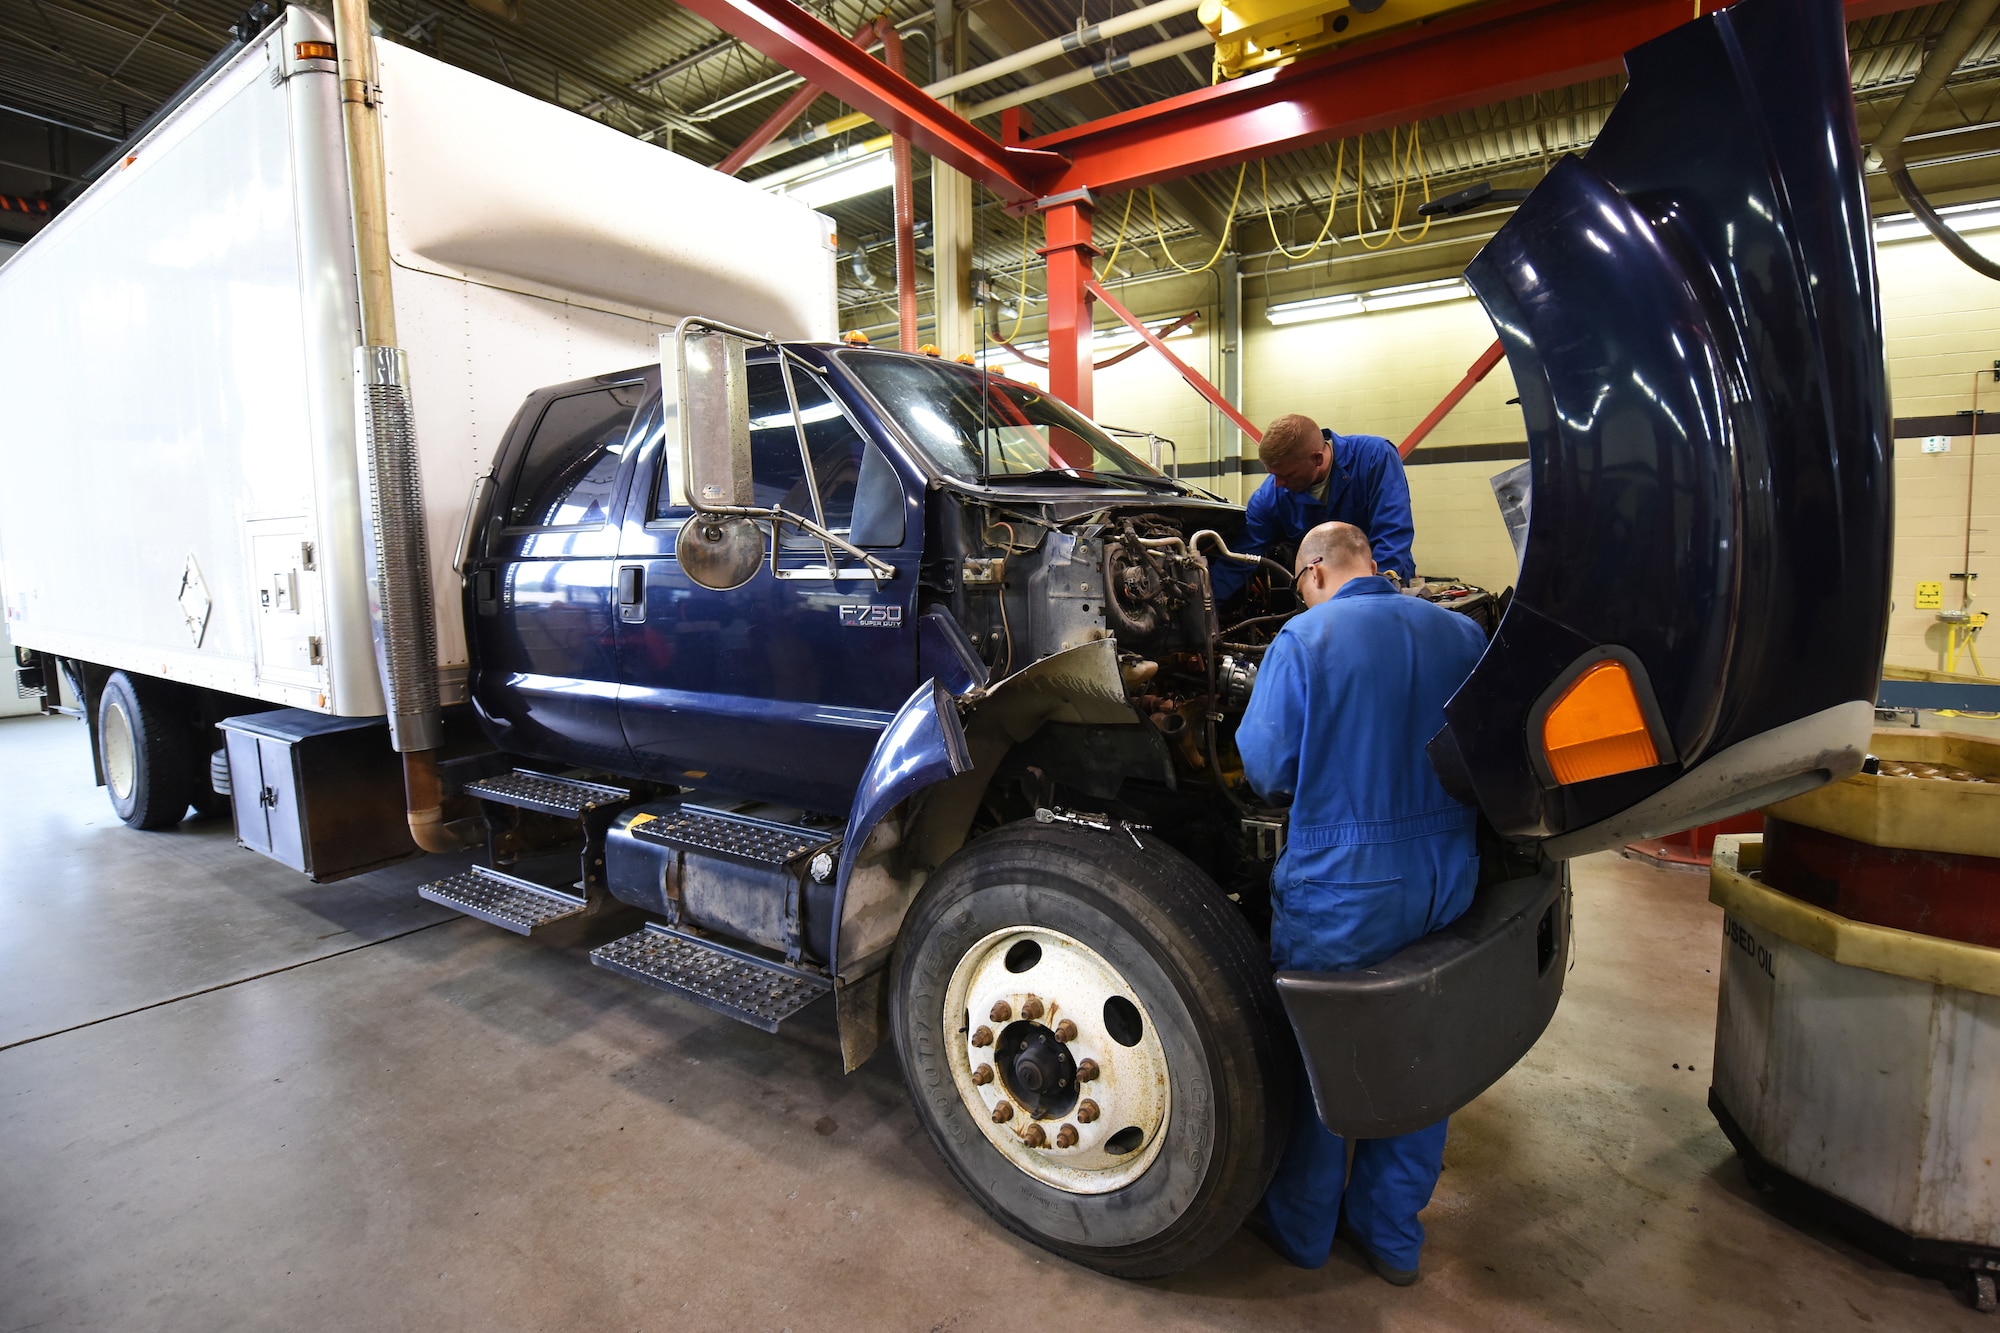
left=1541, top=660, right=1661, bottom=784
left=295, top=41, right=338, bottom=61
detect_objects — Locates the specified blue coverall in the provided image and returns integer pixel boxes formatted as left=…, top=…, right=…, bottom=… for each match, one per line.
left=1235, top=575, right=1487, bottom=1273
left=1211, top=430, right=1416, bottom=600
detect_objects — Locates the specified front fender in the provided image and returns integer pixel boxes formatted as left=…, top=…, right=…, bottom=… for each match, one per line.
left=1278, top=862, right=1569, bottom=1139
left=827, top=639, right=1137, bottom=975
left=825, top=676, right=972, bottom=974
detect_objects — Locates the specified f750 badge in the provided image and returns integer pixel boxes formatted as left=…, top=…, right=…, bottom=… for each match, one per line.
left=839, top=604, right=903, bottom=629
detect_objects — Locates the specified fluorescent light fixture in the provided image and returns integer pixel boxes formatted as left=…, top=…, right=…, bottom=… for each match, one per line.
left=1265, top=293, right=1364, bottom=326
left=783, top=151, right=894, bottom=209
left=1873, top=199, right=2000, bottom=245
left=1266, top=277, right=1471, bottom=325
left=1362, top=278, right=1473, bottom=312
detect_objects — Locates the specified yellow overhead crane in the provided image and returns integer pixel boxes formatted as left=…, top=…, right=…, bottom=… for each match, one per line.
left=1200, top=0, right=1496, bottom=79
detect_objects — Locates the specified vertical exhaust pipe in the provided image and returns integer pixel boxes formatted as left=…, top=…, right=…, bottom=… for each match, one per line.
left=332, top=0, right=455, bottom=852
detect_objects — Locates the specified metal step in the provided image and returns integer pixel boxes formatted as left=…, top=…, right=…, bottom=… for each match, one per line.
left=591, top=924, right=832, bottom=1032
left=463, top=769, right=631, bottom=818
left=628, top=804, right=836, bottom=869
left=418, top=865, right=589, bottom=936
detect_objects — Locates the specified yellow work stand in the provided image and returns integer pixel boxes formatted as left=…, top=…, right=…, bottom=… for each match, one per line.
left=1939, top=609, right=1988, bottom=677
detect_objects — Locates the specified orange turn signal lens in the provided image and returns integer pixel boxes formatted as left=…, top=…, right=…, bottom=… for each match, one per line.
left=295, top=41, right=337, bottom=61
left=1541, top=660, right=1661, bottom=785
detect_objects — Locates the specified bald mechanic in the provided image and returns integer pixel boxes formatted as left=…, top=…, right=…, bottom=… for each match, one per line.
left=1235, top=521, right=1486, bottom=1285
left=1209, top=414, right=1415, bottom=602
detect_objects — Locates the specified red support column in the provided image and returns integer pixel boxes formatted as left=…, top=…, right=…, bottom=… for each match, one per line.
left=1039, top=197, right=1097, bottom=442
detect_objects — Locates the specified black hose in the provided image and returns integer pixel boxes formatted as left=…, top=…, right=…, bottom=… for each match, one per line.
left=1887, top=161, right=2000, bottom=283
left=1197, top=564, right=1254, bottom=817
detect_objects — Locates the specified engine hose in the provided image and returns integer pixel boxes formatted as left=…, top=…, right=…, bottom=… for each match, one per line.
left=1197, top=564, right=1255, bottom=816
left=1190, top=528, right=1296, bottom=588
left=1887, top=161, right=2000, bottom=283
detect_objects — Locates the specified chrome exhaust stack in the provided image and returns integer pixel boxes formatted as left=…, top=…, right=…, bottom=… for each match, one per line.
left=334, top=0, right=455, bottom=851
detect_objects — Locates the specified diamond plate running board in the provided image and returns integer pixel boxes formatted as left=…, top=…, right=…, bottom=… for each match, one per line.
left=463, top=769, right=631, bottom=818
left=627, top=804, right=836, bottom=869
left=591, top=924, right=832, bottom=1032
left=418, top=865, right=588, bottom=936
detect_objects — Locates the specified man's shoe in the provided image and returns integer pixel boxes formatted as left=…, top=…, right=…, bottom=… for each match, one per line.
left=1336, top=1222, right=1420, bottom=1287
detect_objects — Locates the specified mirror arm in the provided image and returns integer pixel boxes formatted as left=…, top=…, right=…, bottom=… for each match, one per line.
left=687, top=503, right=896, bottom=583
left=775, top=349, right=839, bottom=571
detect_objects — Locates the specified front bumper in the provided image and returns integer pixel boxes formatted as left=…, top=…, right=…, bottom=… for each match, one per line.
left=1276, top=862, right=1569, bottom=1140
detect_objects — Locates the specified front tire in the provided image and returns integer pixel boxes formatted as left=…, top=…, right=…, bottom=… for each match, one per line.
left=890, top=822, right=1290, bottom=1278
left=96, top=671, right=194, bottom=830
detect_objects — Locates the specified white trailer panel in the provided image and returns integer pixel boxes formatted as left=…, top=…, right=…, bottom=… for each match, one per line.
left=0, top=5, right=837, bottom=718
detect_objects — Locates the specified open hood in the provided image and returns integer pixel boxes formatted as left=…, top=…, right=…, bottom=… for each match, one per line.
left=1430, top=0, right=1893, bottom=858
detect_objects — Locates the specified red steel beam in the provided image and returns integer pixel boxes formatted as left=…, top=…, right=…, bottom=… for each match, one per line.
left=1398, top=339, right=1507, bottom=458
left=1087, top=276, right=1262, bottom=443
left=672, top=0, right=1054, bottom=203
left=1027, top=0, right=1931, bottom=197
left=1042, top=200, right=1098, bottom=432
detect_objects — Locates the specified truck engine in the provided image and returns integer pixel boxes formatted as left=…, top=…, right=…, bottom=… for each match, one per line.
left=917, top=490, right=1497, bottom=912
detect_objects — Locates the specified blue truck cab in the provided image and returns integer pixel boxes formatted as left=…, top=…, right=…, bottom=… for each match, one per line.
left=448, top=0, right=1893, bottom=1277
left=28, top=0, right=1891, bottom=1280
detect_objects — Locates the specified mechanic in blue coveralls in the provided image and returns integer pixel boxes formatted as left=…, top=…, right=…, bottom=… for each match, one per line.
left=1235, top=520, right=1486, bottom=1285
left=1209, top=413, right=1416, bottom=603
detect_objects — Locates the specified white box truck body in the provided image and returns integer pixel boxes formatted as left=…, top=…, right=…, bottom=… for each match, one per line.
left=0, top=6, right=836, bottom=716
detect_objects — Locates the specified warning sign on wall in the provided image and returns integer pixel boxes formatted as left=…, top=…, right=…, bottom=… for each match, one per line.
left=1915, top=581, right=1944, bottom=610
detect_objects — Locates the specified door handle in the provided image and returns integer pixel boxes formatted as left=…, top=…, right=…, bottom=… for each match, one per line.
left=473, top=567, right=498, bottom=615
left=617, top=564, right=646, bottom=623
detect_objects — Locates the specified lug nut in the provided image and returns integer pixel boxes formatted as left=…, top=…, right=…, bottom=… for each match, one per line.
left=1020, top=1123, right=1048, bottom=1148
left=1054, top=1019, right=1077, bottom=1042
left=991, top=1100, right=1014, bottom=1123
left=1076, top=1099, right=1100, bottom=1124
left=1076, top=1058, right=1099, bottom=1082
left=990, top=1000, right=1012, bottom=1023
left=1056, top=1124, right=1079, bottom=1149
left=1020, top=995, right=1044, bottom=1021
left=972, top=1063, right=994, bottom=1085
left=971, top=1026, right=993, bottom=1048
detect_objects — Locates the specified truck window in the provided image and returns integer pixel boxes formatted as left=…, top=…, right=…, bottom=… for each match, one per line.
left=834, top=350, right=1161, bottom=481
left=505, top=384, right=642, bottom=530
left=657, top=362, right=873, bottom=545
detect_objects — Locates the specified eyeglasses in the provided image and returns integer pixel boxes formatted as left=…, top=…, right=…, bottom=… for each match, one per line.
left=1292, top=557, right=1323, bottom=587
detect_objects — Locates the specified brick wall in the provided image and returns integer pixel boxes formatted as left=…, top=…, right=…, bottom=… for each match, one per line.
left=1084, top=231, right=1996, bottom=673
left=1875, top=238, right=1998, bottom=671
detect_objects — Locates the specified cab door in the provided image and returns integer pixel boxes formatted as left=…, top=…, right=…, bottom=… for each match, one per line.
left=465, top=374, right=645, bottom=771
left=614, top=353, right=923, bottom=814
left=1428, top=0, right=1892, bottom=857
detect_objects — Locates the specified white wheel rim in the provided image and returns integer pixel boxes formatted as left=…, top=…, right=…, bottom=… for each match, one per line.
left=942, top=925, right=1171, bottom=1194
left=102, top=699, right=137, bottom=802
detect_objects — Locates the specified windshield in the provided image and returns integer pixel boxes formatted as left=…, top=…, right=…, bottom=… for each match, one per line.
left=835, top=351, right=1165, bottom=484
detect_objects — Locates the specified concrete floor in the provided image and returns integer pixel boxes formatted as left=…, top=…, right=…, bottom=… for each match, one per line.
left=0, top=711, right=1984, bottom=1332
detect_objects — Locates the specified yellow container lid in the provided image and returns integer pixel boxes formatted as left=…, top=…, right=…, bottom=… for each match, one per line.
left=1761, top=728, right=2000, bottom=858
left=1711, top=835, right=2000, bottom=998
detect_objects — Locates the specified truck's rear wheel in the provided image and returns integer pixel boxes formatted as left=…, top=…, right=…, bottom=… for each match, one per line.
left=97, top=671, right=193, bottom=830
left=890, top=822, right=1289, bottom=1278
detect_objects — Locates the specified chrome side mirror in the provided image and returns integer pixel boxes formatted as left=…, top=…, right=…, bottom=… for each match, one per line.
left=667, top=319, right=767, bottom=591
left=680, top=326, right=752, bottom=508
left=676, top=513, right=766, bottom=592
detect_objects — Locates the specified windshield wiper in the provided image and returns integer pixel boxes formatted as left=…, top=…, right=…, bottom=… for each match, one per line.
left=997, top=468, right=1184, bottom=491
